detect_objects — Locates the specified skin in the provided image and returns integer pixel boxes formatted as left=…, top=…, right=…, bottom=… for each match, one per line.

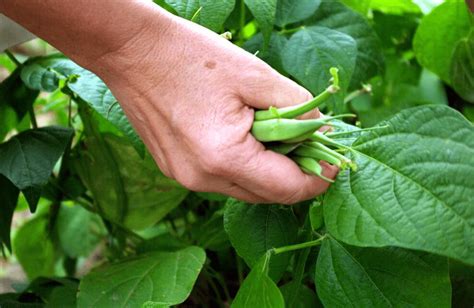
left=0, top=0, right=338, bottom=204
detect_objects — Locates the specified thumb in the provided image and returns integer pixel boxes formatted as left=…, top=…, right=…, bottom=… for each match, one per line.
left=238, top=63, right=315, bottom=112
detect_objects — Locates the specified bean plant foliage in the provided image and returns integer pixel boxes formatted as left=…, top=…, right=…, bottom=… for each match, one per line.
left=0, top=0, right=473, bottom=307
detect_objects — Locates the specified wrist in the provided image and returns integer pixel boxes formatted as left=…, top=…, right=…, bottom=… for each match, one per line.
left=81, top=2, right=177, bottom=78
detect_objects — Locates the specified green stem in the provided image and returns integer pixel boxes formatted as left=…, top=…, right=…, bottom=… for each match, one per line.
left=236, top=251, right=244, bottom=286
left=272, top=235, right=326, bottom=255
left=327, top=125, right=390, bottom=137
left=287, top=218, right=313, bottom=307
left=344, top=84, right=372, bottom=104
left=29, top=105, right=38, bottom=128
left=254, top=68, right=341, bottom=121
left=190, top=6, right=202, bottom=22
left=5, top=50, right=21, bottom=67
left=239, top=0, right=246, bottom=44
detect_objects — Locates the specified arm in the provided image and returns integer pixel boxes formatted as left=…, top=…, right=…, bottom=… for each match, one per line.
left=0, top=0, right=337, bottom=204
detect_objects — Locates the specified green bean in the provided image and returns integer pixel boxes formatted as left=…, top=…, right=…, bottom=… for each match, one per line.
left=292, top=156, right=335, bottom=183
left=305, top=142, right=357, bottom=171
left=294, top=145, right=343, bottom=168
left=310, top=131, right=351, bottom=150
left=251, top=118, right=328, bottom=142
left=266, top=143, right=301, bottom=155
left=254, top=68, right=340, bottom=121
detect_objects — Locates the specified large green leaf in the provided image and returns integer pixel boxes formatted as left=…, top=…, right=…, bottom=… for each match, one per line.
left=232, top=254, right=285, bottom=308
left=316, top=237, right=451, bottom=307
left=0, top=126, right=73, bottom=211
left=414, top=0, right=472, bottom=83
left=13, top=215, right=56, bottom=280
left=280, top=281, right=321, bottom=308
left=274, top=0, right=321, bottom=28
left=73, top=134, right=188, bottom=230
left=56, top=205, right=106, bottom=258
left=353, top=65, right=448, bottom=127
left=450, top=31, right=474, bottom=103
left=0, top=175, right=19, bottom=251
left=223, top=199, right=299, bottom=280
left=281, top=26, right=357, bottom=98
left=164, top=0, right=235, bottom=32
left=340, top=0, right=371, bottom=14
left=307, top=0, right=384, bottom=89
left=325, top=105, right=474, bottom=264
left=243, top=32, right=288, bottom=73
left=77, top=247, right=206, bottom=307
left=244, top=0, right=277, bottom=41
left=370, top=0, right=422, bottom=14
left=20, top=55, right=144, bottom=155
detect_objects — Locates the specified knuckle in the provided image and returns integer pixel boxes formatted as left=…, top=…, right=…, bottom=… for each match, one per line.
left=199, top=148, right=233, bottom=176
left=198, top=140, right=242, bottom=177
left=174, top=170, right=203, bottom=191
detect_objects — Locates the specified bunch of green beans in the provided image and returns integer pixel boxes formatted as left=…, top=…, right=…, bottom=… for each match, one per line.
left=251, top=68, right=357, bottom=183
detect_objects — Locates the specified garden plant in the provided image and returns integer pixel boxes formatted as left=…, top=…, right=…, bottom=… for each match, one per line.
left=0, top=0, right=473, bottom=307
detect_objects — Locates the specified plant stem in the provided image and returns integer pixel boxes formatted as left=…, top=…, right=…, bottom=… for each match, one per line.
left=287, top=219, right=313, bottom=307
left=29, top=106, right=38, bottom=128
left=236, top=251, right=244, bottom=286
left=239, top=0, right=246, bottom=44
left=272, top=235, right=326, bottom=255
left=5, top=50, right=21, bottom=67
left=190, top=6, right=202, bottom=22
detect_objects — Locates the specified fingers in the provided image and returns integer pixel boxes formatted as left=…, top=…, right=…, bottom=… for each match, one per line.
left=231, top=137, right=338, bottom=205
left=238, top=63, right=313, bottom=110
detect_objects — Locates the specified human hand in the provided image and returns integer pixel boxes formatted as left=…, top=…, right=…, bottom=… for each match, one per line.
left=93, top=8, right=338, bottom=204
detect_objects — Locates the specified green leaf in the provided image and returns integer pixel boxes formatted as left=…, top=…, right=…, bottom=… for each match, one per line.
left=0, top=126, right=73, bottom=211
left=281, top=26, right=357, bottom=99
left=192, top=210, right=230, bottom=251
left=73, top=134, right=188, bottom=230
left=370, top=0, right=422, bottom=14
left=136, top=234, right=188, bottom=254
left=24, top=277, right=79, bottom=308
left=372, top=11, right=419, bottom=51
left=340, top=0, right=371, bottom=14
left=224, top=199, right=299, bottom=280
left=0, top=67, right=39, bottom=121
left=56, top=205, right=106, bottom=258
left=464, top=105, right=474, bottom=122
left=274, top=0, right=321, bottom=28
left=243, top=32, right=288, bottom=73
left=0, top=104, right=17, bottom=142
left=164, top=0, right=236, bottom=32
left=46, top=286, right=78, bottom=308
left=0, top=175, right=19, bottom=251
left=77, top=247, right=206, bottom=307
left=244, top=0, right=277, bottom=41
left=414, top=0, right=472, bottom=83
left=280, top=281, right=322, bottom=308
left=316, top=237, right=451, bottom=307
left=13, top=215, right=56, bottom=280
left=325, top=105, right=474, bottom=264
left=353, top=66, right=448, bottom=127
left=450, top=31, right=474, bottom=103
left=232, top=254, right=285, bottom=308
left=20, top=54, right=144, bottom=156
left=307, top=0, right=384, bottom=89
left=309, top=201, right=323, bottom=231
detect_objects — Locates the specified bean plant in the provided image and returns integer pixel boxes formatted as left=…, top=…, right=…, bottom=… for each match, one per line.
left=0, top=0, right=473, bottom=307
